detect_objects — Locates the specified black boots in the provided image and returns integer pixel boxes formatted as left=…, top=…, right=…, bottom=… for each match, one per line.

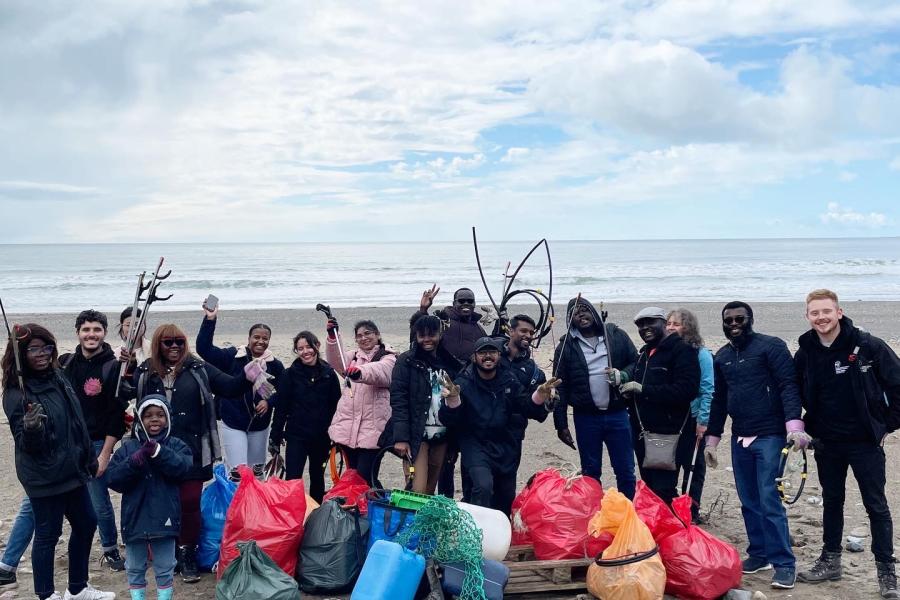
left=177, top=545, right=201, bottom=584
left=877, top=561, right=899, bottom=599
left=798, top=550, right=842, bottom=583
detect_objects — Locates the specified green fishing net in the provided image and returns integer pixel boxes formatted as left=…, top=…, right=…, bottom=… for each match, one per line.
left=396, top=495, right=486, bottom=600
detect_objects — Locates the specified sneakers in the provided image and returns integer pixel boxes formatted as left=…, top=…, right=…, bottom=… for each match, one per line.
left=0, top=568, right=17, bottom=590
left=798, top=550, right=842, bottom=583
left=877, top=561, right=900, bottom=599
left=100, top=548, right=127, bottom=572
left=63, top=584, right=116, bottom=599
left=771, top=567, right=797, bottom=589
left=742, top=557, right=773, bottom=574
left=178, top=545, right=201, bottom=583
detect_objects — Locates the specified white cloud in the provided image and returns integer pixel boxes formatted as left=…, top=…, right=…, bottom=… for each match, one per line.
left=889, top=156, right=900, bottom=170
left=501, top=147, right=530, bottom=163
left=838, top=171, right=858, bottom=182
left=820, top=202, right=887, bottom=227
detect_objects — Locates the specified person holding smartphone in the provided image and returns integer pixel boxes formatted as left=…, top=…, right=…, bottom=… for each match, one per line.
left=195, top=297, right=284, bottom=478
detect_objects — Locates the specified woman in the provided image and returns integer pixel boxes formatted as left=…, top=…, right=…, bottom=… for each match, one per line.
left=379, top=315, right=463, bottom=495
left=667, top=308, right=715, bottom=522
left=2, top=324, right=115, bottom=600
left=196, top=301, right=284, bottom=477
left=270, top=331, right=341, bottom=502
left=134, top=324, right=257, bottom=584
left=117, top=306, right=152, bottom=364
left=325, top=317, right=396, bottom=484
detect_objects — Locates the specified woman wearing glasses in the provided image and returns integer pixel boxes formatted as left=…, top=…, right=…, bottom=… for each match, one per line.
left=324, top=317, right=396, bottom=484
left=133, top=323, right=255, bottom=584
left=195, top=301, right=284, bottom=478
left=2, top=324, right=116, bottom=600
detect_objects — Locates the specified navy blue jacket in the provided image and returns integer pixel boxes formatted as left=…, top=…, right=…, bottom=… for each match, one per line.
left=196, top=318, right=285, bottom=432
left=440, top=363, right=548, bottom=474
left=708, top=332, right=802, bottom=438
left=107, top=398, right=193, bottom=543
left=629, top=333, right=700, bottom=435
left=796, top=317, right=900, bottom=444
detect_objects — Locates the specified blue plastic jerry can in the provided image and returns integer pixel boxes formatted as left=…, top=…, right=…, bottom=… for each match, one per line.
left=350, top=539, right=425, bottom=600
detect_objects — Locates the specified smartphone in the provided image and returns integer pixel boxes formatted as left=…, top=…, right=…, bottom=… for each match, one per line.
left=204, top=294, right=219, bottom=311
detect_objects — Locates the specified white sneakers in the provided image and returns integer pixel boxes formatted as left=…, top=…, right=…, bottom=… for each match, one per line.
left=63, top=584, right=116, bottom=600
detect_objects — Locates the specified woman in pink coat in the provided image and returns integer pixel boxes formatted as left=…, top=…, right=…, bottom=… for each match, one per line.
left=325, top=318, right=397, bottom=484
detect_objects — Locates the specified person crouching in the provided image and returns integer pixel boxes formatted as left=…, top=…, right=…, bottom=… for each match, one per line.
left=108, top=395, right=193, bottom=600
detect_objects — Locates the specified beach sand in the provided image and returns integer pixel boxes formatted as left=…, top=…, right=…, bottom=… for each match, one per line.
left=2, top=301, right=899, bottom=599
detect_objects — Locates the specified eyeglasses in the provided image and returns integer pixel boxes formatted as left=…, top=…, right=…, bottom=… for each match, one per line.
left=355, top=330, right=377, bottom=339
left=25, top=345, right=55, bottom=357
left=161, top=338, right=186, bottom=348
left=456, top=298, right=475, bottom=305
left=723, top=315, right=749, bottom=326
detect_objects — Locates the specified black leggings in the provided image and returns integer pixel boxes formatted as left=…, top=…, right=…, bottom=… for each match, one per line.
left=344, top=447, right=379, bottom=485
left=285, top=435, right=330, bottom=503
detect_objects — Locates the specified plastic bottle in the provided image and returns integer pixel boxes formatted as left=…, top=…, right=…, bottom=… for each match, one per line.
left=350, top=540, right=425, bottom=600
left=458, top=501, right=512, bottom=561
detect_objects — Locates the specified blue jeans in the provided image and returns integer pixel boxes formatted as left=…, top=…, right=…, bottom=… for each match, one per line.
left=125, top=538, right=176, bottom=590
left=572, top=409, right=636, bottom=499
left=731, top=435, right=794, bottom=569
left=88, top=439, right=119, bottom=551
left=31, top=486, right=97, bottom=599
left=0, top=497, right=33, bottom=571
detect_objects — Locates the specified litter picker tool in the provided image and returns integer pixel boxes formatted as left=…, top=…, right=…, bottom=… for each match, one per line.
left=118, top=257, right=172, bottom=394
left=315, top=303, right=352, bottom=391
left=115, top=271, right=146, bottom=396
left=0, top=296, right=29, bottom=409
left=682, top=435, right=702, bottom=498
left=776, top=440, right=808, bottom=505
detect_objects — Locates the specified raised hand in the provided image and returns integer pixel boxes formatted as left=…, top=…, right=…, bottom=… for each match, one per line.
left=439, top=372, right=460, bottom=399
left=23, top=403, right=47, bottom=431
left=420, top=284, right=440, bottom=312
left=535, top=377, right=562, bottom=403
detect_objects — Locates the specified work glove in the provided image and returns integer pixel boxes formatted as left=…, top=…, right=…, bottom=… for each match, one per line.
left=557, top=428, right=576, bottom=451
left=703, top=445, right=718, bottom=470
left=786, top=430, right=812, bottom=450
left=326, top=317, right=339, bottom=339
left=534, top=377, right=562, bottom=403
left=439, top=372, right=461, bottom=406
left=346, top=365, right=362, bottom=381
left=606, top=368, right=629, bottom=386
left=23, top=403, right=47, bottom=432
left=618, top=381, right=642, bottom=396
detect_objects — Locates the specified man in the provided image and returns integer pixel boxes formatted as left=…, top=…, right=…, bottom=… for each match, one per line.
left=61, top=309, right=129, bottom=571
left=619, top=307, right=699, bottom=505
left=502, top=314, right=548, bottom=441
left=552, top=297, right=638, bottom=498
left=706, top=301, right=809, bottom=590
left=440, top=337, right=558, bottom=515
left=794, top=289, right=900, bottom=598
left=410, top=285, right=487, bottom=497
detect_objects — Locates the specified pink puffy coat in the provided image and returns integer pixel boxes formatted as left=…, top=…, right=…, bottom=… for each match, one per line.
left=326, top=335, right=397, bottom=449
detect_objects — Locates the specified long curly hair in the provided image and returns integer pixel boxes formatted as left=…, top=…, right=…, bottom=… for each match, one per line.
left=1, top=323, right=59, bottom=389
left=667, top=308, right=704, bottom=349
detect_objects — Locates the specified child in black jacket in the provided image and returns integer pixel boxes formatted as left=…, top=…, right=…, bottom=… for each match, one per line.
left=108, top=395, right=192, bottom=600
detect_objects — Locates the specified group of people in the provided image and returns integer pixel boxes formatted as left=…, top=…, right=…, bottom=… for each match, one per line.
left=1, top=286, right=899, bottom=599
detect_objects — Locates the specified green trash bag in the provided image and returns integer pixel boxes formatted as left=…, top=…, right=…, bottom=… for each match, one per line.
left=216, top=541, right=301, bottom=600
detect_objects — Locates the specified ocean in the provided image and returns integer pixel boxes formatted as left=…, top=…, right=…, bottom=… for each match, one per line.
left=0, top=238, right=898, bottom=313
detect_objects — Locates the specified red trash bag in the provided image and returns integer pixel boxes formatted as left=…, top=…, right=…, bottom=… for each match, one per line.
left=510, top=469, right=558, bottom=546
left=218, top=465, right=307, bottom=579
left=658, top=496, right=742, bottom=600
left=516, top=469, right=605, bottom=559
left=323, top=468, right=369, bottom=515
left=632, top=481, right=683, bottom=542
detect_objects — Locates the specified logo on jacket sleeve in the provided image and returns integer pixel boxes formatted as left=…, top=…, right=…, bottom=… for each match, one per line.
left=834, top=361, right=849, bottom=375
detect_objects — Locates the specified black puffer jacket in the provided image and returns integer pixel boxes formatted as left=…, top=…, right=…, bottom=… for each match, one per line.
left=409, top=306, right=487, bottom=362
left=61, top=343, right=128, bottom=441
left=628, top=333, right=699, bottom=435
left=271, top=359, right=341, bottom=445
left=440, top=363, right=548, bottom=474
left=3, top=370, right=96, bottom=498
left=552, top=298, right=638, bottom=431
left=796, top=317, right=900, bottom=444
left=708, top=332, right=802, bottom=438
left=378, top=343, right=464, bottom=461
left=135, top=356, right=249, bottom=481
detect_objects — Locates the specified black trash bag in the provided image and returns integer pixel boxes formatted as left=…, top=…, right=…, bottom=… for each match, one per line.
left=215, top=540, right=300, bottom=600
left=298, top=498, right=370, bottom=593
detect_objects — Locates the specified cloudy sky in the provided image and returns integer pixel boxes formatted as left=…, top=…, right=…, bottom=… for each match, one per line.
left=1, top=0, right=899, bottom=243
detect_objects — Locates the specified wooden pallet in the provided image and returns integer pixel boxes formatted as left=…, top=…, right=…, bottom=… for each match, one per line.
left=503, top=545, right=592, bottom=595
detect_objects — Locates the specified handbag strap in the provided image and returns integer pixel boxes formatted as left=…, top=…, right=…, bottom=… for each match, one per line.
left=631, top=351, right=691, bottom=437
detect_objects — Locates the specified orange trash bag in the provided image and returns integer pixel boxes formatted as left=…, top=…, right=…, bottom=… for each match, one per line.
left=586, top=490, right=666, bottom=600
left=218, top=465, right=307, bottom=579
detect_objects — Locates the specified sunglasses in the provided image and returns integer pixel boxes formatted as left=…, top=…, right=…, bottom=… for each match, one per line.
left=161, top=338, right=186, bottom=348
left=456, top=298, right=475, bottom=305
left=25, top=344, right=55, bottom=357
left=723, top=315, right=749, bottom=326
